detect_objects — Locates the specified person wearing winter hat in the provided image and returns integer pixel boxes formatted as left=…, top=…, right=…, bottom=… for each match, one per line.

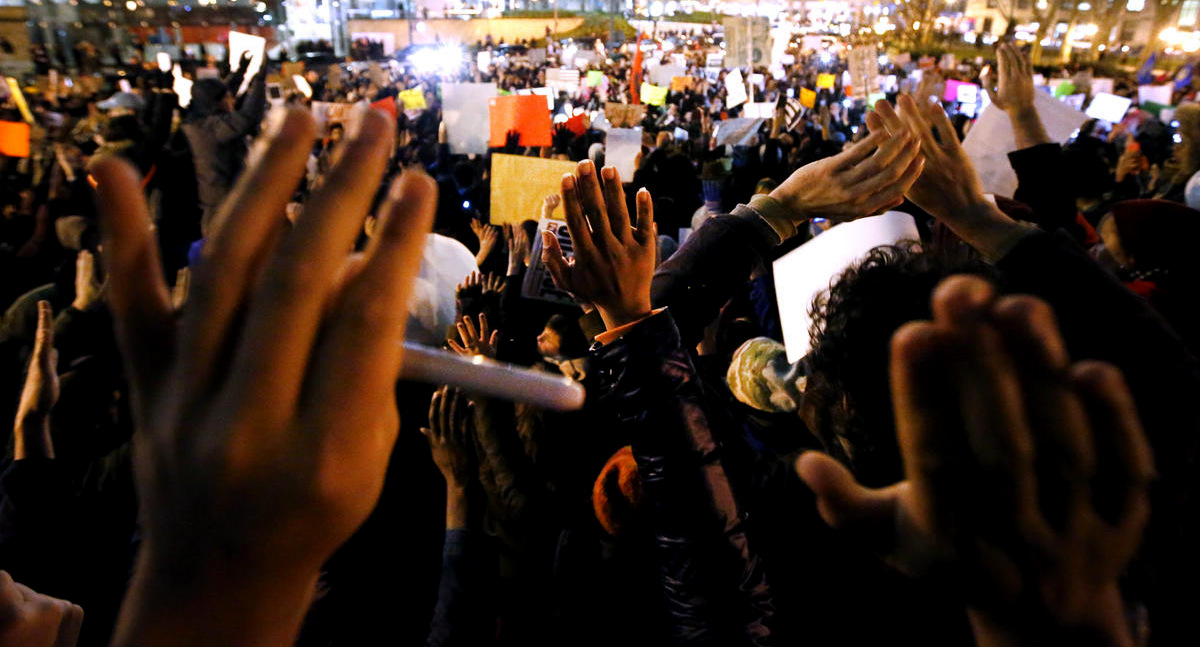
left=181, top=64, right=267, bottom=236
left=725, top=337, right=806, bottom=414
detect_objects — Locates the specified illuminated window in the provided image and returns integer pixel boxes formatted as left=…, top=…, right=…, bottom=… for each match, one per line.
left=1181, top=0, right=1200, bottom=26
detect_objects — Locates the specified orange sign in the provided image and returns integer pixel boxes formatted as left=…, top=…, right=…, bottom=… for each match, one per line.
left=0, top=121, right=30, bottom=158
left=489, top=94, right=552, bottom=147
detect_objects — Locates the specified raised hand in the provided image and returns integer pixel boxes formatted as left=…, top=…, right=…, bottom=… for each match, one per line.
left=540, top=193, right=562, bottom=219
left=448, top=313, right=498, bottom=358
left=93, top=106, right=436, bottom=647
left=421, top=386, right=477, bottom=491
left=14, top=301, right=59, bottom=460
left=767, top=123, right=924, bottom=223
left=0, top=571, right=84, bottom=647
left=981, top=43, right=1049, bottom=148
left=72, top=249, right=105, bottom=311
left=542, top=161, right=657, bottom=330
left=796, top=275, right=1151, bottom=647
left=471, top=220, right=499, bottom=265
left=481, top=273, right=505, bottom=294
left=982, top=43, right=1035, bottom=115
left=504, top=223, right=530, bottom=275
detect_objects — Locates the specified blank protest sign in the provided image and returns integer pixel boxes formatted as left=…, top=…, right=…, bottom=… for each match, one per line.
left=773, top=212, right=921, bottom=363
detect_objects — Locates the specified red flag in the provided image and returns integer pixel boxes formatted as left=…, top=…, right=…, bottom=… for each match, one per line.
left=630, top=32, right=644, bottom=105
left=370, top=95, right=397, bottom=120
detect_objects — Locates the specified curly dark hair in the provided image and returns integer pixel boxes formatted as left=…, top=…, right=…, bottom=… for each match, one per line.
left=805, top=243, right=999, bottom=487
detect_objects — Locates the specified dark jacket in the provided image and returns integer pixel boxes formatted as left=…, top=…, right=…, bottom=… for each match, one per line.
left=182, top=71, right=267, bottom=234
left=592, top=311, right=773, bottom=646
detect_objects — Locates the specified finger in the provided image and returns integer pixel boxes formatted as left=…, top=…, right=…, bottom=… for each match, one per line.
left=600, top=165, right=632, bottom=240
left=864, top=110, right=885, bottom=134
left=34, top=300, right=54, bottom=369
left=872, top=99, right=907, bottom=136
left=230, top=107, right=394, bottom=420
left=489, top=330, right=499, bottom=347
left=180, top=107, right=316, bottom=395
left=1070, top=361, right=1154, bottom=534
left=463, top=315, right=479, bottom=344
left=932, top=276, right=1050, bottom=546
left=862, top=153, right=925, bottom=214
left=992, top=296, right=1095, bottom=533
left=896, top=94, right=939, bottom=155
left=576, top=160, right=615, bottom=246
left=53, top=603, right=84, bottom=647
left=542, top=231, right=573, bottom=292
left=831, top=128, right=888, bottom=171
left=633, top=187, right=657, bottom=245
left=447, top=339, right=468, bottom=355
left=925, top=100, right=960, bottom=148
left=890, top=321, right=969, bottom=537
left=303, top=169, right=435, bottom=458
left=428, top=389, right=442, bottom=437
left=795, top=452, right=903, bottom=545
left=841, top=131, right=916, bottom=185
left=560, top=174, right=595, bottom=255
left=479, top=312, right=489, bottom=339
left=90, top=156, right=174, bottom=391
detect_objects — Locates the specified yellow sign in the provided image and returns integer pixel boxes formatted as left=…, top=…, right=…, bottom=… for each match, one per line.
left=399, top=88, right=427, bottom=110
left=490, top=154, right=578, bottom=225
left=6, top=78, right=34, bottom=124
left=817, top=73, right=836, bottom=90
left=800, top=88, right=816, bottom=109
left=640, top=82, right=668, bottom=106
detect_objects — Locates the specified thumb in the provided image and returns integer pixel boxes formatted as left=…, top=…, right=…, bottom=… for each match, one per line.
left=795, top=452, right=898, bottom=534
left=34, top=300, right=54, bottom=367
left=542, top=231, right=572, bottom=291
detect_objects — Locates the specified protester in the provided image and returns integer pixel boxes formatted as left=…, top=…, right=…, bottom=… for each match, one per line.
left=1, top=29, right=1198, bottom=647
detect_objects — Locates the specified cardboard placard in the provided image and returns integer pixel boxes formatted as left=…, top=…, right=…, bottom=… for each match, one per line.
left=671, top=76, right=694, bottom=92
left=489, top=155, right=577, bottom=225
left=606, top=127, right=642, bottom=179
left=773, top=211, right=920, bottom=362
left=847, top=44, right=877, bottom=100
left=0, top=121, right=31, bottom=158
left=443, top=82, right=498, bottom=154
left=723, top=16, right=769, bottom=67
left=799, top=87, right=816, bottom=109
left=1090, top=77, right=1114, bottom=96
left=586, top=70, right=604, bottom=87
left=817, top=73, right=836, bottom=90
left=311, top=101, right=357, bottom=136
left=604, top=102, right=646, bottom=128
left=489, top=94, right=552, bottom=147
left=521, top=218, right=576, bottom=305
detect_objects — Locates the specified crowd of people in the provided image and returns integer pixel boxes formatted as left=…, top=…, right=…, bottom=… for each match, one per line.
left=0, top=31, right=1199, bottom=647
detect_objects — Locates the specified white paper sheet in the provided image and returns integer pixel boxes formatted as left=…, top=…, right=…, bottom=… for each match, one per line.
left=443, top=82, right=498, bottom=155
left=742, top=102, right=776, bottom=119
left=228, top=31, right=266, bottom=95
left=1138, top=84, right=1173, bottom=105
left=962, top=91, right=1087, bottom=197
left=726, top=69, right=748, bottom=108
left=1090, top=78, right=1114, bottom=96
left=773, top=212, right=921, bottom=362
left=712, top=118, right=766, bottom=146
left=648, top=63, right=685, bottom=86
left=1086, top=92, right=1132, bottom=122
left=606, top=127, right=642, bottom=180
